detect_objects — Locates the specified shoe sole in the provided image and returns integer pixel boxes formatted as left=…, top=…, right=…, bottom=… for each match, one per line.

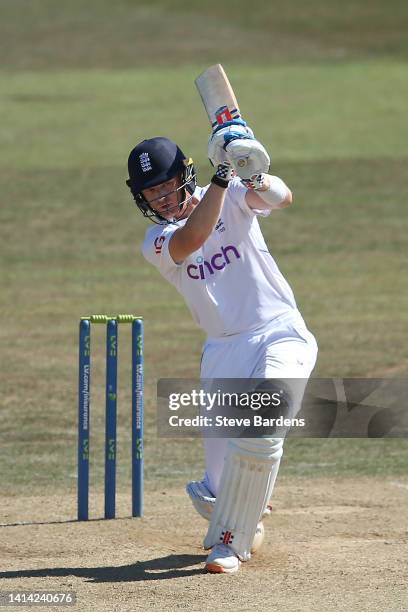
left=205, top=561, right=241, bottom=574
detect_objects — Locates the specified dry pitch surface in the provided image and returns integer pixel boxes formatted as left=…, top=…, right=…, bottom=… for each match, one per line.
left=1, top=477, right=407, bottom=612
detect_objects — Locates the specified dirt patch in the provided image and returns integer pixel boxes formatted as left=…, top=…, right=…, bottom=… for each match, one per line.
left=1, top=478, right=407, bottom=611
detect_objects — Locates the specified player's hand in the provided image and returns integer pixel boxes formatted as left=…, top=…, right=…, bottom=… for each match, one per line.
left=208, top=124, right=254, bottom=167
left=225, top=139, right=270, bottom=183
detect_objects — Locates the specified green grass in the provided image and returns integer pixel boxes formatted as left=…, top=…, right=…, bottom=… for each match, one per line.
left=1, top=0, right=408, bottom=70
left=1, top=63, right=407, bottom=169
left=0, top=1, right=407, bottom=500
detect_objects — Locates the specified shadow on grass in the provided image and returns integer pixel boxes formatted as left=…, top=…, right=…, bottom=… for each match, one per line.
left=0, top=517, right=137, bottom=528
left=0, top=554, right=208, bottom=582
left=0, top=520, right=79, bottom=528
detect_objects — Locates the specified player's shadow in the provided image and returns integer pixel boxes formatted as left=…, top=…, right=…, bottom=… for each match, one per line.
left=0, top=554, right=207, bottom=582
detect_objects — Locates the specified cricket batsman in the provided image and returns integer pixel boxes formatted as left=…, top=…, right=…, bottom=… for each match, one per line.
left=126, top=125, right=318, bottom=573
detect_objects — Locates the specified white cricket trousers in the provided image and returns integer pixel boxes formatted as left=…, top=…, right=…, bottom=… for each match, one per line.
left=200, top=312, right=318, bottom=496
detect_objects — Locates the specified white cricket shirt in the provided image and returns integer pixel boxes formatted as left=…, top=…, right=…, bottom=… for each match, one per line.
left=142, top=177, right=299, bottom=338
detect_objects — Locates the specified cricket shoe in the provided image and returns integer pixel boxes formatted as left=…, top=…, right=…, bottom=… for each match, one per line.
left=205, top=544, right=241, bottom=574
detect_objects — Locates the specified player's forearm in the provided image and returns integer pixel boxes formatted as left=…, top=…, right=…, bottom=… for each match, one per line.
left=183, top=182, right=226, bottom=246
left=169, top=182, right=226, bottom=263
left=245, top=175, right=292, bottom=210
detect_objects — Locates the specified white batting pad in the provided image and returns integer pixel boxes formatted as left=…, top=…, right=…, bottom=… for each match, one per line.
left=203, top=437, right=283, bottom=561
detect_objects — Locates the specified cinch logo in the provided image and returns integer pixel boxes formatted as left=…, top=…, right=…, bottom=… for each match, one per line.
left=187, top=245, right=240, bottom=280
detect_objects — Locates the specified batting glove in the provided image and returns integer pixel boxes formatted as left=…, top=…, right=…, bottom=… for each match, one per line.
left=211, top=161, right=235, bottom=188
left=241, top=174, right=267, bottom=190
left=225, top=139, right=270, bottom=186
left=208, top=124, right=255, bottom=167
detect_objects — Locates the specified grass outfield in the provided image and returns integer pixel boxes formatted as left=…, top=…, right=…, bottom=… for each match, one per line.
left=1, top=0, right=408, bottom=69
left=1, top=3, right=407, bottom=503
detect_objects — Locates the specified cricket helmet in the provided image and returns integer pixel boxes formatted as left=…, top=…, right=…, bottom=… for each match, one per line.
left=126, top=137, right=196, bottom=224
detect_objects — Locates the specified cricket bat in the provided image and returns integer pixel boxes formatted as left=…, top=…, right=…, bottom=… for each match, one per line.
left=195, top=64, right=243, bottom=131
